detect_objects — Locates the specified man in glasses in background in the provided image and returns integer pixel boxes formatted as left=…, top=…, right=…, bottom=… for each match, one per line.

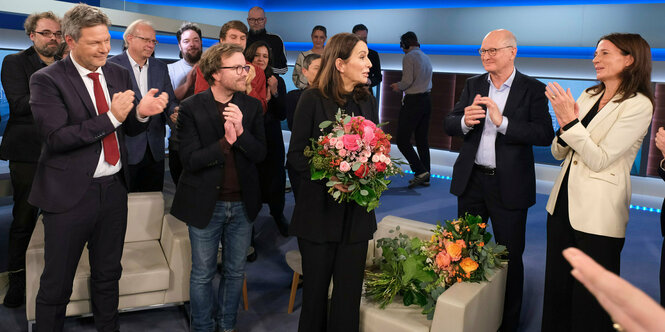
left=170, top=43, right=265, bottom=332
left=444, top=29, right=554, bottom=332
left=0, top=11, right=61, bottom=308
left=246, top=6, right=287, bottom=76
left=109, top=19, right=177, bottom=192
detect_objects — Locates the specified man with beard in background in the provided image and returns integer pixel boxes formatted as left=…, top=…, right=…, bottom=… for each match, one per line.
left=246, top=6, right=287, bottom=75
left=0, top=11, right=62, bottom=308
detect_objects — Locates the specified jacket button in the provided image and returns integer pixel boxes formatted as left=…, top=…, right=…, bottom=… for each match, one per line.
left=573, top=160, right=578, bottom=165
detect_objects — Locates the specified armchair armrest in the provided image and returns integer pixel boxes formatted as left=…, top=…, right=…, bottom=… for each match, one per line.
left=160, top=214, right=192, bottom=303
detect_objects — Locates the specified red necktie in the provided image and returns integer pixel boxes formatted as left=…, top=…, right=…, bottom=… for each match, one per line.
left=87, top=72, right=120, bottom=166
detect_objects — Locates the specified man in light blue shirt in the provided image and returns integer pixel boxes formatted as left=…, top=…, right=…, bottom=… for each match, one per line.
left=443, top=29, right=554, bottom=332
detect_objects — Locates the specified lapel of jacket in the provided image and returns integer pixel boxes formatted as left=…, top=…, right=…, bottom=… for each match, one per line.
left=147, top=57, right=160, bottom=97
left=585, top=92, right=622, bottom=133
left=473, top=74, right=491, bottom=134
left=63, top=57, right=97, bottom=119
left=26, top=47, right=45, bottom=73
left=502, top=70, right=526, bottom=119
left=118, top=52, right=141, bottom=99
left=200, top=89, right=226, bottom=140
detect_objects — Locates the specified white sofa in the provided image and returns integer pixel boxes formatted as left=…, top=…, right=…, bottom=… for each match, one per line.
left=360, top=216, right=508, bottom=332
left=25, top=192, right=192, bottom=330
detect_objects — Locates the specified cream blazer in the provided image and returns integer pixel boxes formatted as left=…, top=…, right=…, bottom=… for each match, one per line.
left=545, top=90, right=653, bottom=238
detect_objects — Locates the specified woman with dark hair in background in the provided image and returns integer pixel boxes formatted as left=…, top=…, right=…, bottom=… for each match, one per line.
left=542, top=33, right=654, bottom=331
left=292, top=25, right=327, bottom=89
left=287, top=32, right=376, bottom=332
left=245, top=41, right=289, bottom=237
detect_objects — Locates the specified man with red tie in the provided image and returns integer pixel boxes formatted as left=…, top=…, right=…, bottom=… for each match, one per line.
left=27, top=4, right=167, bottom=331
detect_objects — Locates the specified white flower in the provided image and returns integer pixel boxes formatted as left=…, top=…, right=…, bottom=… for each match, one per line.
left=372, top=154, right=381, bottom=163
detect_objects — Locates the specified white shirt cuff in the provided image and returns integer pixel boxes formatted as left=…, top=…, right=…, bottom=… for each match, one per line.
left=136, top=110, right=150, bottom=123
left=461, top=116, right=473, bottom=134
left=107, top=112, right=121, bottom=128
left=496, top=116, right=508, bottom=134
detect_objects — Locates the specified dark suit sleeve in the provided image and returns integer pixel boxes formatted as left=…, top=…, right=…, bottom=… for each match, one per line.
left=658, top=160, right=665, bottom=181
left=503, top=80, right=555, bottom=146
left=177, top=98, right=226, bottom=172
left=29, top=70, right=126, bottom=153
left=444, top=78, right=473, bottom=137
left=163, top=67, right=178, bottom=128
left=268, top=76, right=287, bottom=121
left=368, top=50, right=382, bottom=88
left=272, top=37, right=288, bottom=75
left=287, top=91, right=316, bottom=177
left=234, top=98, right=266, bottom=164
left=1, top=54, right=32, bottom=120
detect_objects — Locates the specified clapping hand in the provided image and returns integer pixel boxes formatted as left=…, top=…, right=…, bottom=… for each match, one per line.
left=655, top=127, right=665, bottom=159
left=546, top=82, right=579, bottom=128
left=224, top=120, right=237, bottom=145
left=463, top=94, right=486, bottom=127
left=109, top=90, right=135, bottom=122
left=476, top=96, right=503, bottom=126
left=223, top=103, right=244, bottom=137
left=137, top=88, right=168, bottom=117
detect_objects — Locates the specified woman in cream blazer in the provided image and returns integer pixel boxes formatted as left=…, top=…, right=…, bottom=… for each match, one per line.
left=541, top=33, right=654, bottom=332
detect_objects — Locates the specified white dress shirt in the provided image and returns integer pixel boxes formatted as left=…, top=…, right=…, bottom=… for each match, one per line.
left=127, top=51, right=149, bottom=97
left=461, top=68, right=515, bottom=168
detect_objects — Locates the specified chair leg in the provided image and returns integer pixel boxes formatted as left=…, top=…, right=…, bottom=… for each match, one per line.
left=242, top=276, right=249, bottom=311
left=288, top=272, right=300, bottom=313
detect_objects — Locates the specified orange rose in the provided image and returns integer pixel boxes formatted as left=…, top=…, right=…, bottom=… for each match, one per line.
left=445, top=242, right=462, bottom=261
left=460, top=257, right=479, bottom=274
left=479, top=223, right=487, bottom=229
left=477, top=242, right=485, bottom=247
left=455, top=239, right=467, bottom=249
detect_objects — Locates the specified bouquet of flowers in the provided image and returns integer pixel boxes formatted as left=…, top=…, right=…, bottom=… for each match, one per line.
left=303, top=109, right=404, bottom=212
left=365, top=214, right=508, bottom=319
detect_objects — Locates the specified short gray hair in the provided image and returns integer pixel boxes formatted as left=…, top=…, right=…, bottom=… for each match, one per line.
left=23, top=11, right=60, bottom=35
left=62, top=4, right=110, bottom=42
left=123, top=19, right=154, bottom=48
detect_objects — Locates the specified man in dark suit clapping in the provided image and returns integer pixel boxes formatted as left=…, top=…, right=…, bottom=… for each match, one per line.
left=443, top=29, right=554, bottom=332
left=654, top=127, right=665, bottom=306
left=108, top=19, right=177, bottom=192
left=28, top=4, right=168, bottom=331
left=0, top=11, right=61, bottom=308
left=169, top=43, right=265, bottom=331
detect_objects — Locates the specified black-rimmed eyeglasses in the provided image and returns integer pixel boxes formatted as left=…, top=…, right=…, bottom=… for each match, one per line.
left=34, top=30, right=62, bottom=39
left=478, top=46, right=513, bottom=56
left=220, top=65, right=251, bottom=75
left=247, top=18, right=265, bottom=23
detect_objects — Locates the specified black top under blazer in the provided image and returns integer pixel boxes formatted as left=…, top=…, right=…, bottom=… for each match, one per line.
left=443, top=71, right=554, bottom=210
left=287, top=88, right=379, bottom=243
left=170, top=89, right=266, bottom=229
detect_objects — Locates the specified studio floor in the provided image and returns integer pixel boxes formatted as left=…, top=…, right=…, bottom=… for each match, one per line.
left=0, top=167, right=661, bottom=331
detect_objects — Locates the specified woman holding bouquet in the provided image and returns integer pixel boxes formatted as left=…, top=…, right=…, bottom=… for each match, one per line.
left=542, top=33, right=654, bottom=331
left=287, top=33, right=377, bottom=332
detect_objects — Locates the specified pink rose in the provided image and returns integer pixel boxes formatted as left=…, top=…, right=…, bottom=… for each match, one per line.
left=338, top=149, right=347, bottom=157
left=342, top=134, right=361, bottom=151
left=359, top=156, right=368, bottom=163
left=362, top=119, right=377, bottom=131
left=339, top=161, right=351, bottom=172
left=362, top=128, right=375, bottom=146
left=372, top=154, right=381, bottom=163
left=335, top=140, right=345, bottom=150
left=436, top=251, right=451, bottom=269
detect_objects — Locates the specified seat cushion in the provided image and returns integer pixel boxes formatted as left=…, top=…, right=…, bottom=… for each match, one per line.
left=70, top=240, right=170, bottom=300
left=125, top=192, right=165, bottom=242
left=359, top=295, right=431, bottom=332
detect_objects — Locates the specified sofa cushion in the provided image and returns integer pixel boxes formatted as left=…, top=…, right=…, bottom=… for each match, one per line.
left=125, top=192, right=165, bottom=242
left=70, top=240, right=170, bottom=301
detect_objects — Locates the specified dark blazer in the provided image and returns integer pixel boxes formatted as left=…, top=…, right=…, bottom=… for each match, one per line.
left=368, top=48, right=382, bottom=88
left=0, top=46, right=57, bottom=162
left=444, top=70, right=554, bottom=209
left=28, top=56, right=148, bottom=213
left=659, top=165, right=665, bottom=237
left=108, top=52, right=177, bottom=164
left=170, top=89, right=266, bottom=228
left=287, top=89, right=379, bottom=243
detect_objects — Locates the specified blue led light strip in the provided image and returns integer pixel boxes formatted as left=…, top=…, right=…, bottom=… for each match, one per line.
left=402, top=169, right=661, bottom=213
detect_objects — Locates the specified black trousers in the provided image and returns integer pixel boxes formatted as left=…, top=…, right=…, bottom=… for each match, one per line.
left=396, top=93, right=431, bottom=175
left=457, top=168, right=527, bottom=332
left=128, top=146, right=164, bottom=192
left=661, top=238, right=665, bottom=306
left=542, top=171, right=624, bottom=332
left=7, top=161, right=40, bottom=273
left=36, top=174, right=128, bottom=332
left=297, top=237, right=368, bottom=332
left=258, top=120, right=286, bottom=218
left=168, top=145, right=182, bottom=187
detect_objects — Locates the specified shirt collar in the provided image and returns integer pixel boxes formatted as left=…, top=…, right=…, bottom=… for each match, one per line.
left=126, top=50, right=149, bottom=70
left=487, top=67, right=516, bottom=89
left=69, top=52, right=102, bottom=77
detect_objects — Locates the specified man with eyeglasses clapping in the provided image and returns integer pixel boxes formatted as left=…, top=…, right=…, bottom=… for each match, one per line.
left=108, top=19, right=177, bottom=193
left=444, top=29, right=554, bottom=332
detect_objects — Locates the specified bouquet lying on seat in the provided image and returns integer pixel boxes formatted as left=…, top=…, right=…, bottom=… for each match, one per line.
left=304, top=109, right=404, bottom=212
left=365, top=214, right=508, bottom=319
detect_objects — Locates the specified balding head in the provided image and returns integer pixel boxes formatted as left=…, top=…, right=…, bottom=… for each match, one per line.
left=480, top=29, right=517, bottom=76
left=247, top=6, right=266, bottom=32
